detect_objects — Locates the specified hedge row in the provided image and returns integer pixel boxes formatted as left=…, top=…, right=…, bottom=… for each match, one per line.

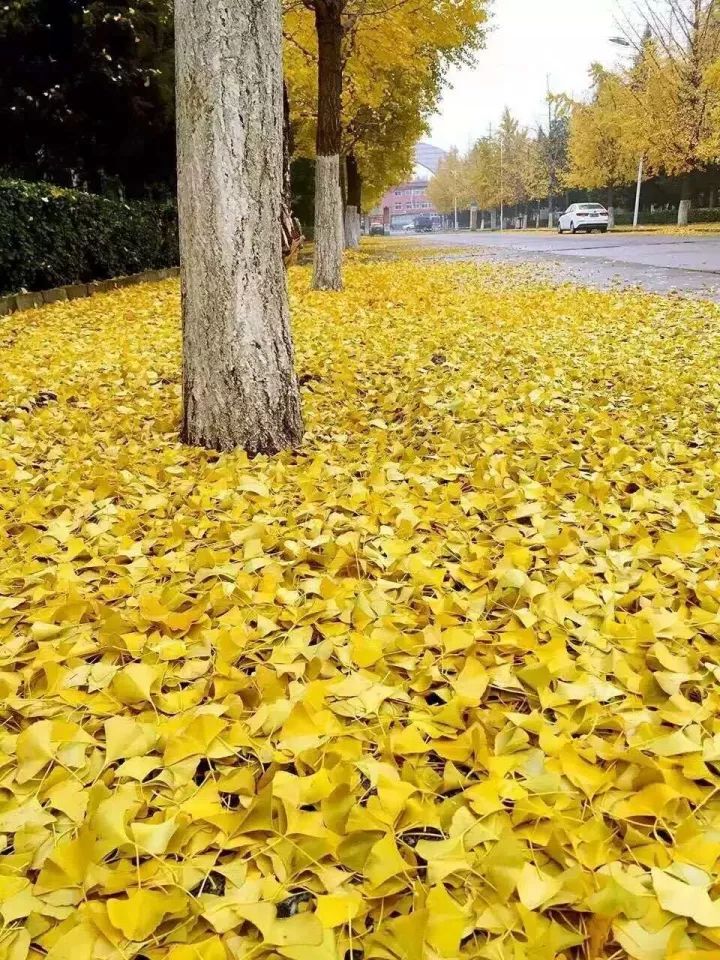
left=0, top=180, right=178, bottom=295
left=614, top=207, right=720, bottom=226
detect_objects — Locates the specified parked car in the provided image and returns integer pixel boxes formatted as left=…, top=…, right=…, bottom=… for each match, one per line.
left=558, top=203, right=609, bottom=234
left=369, top=224, right=385, bottom=236
left=414, top=216, right=434, bottom=233
left=403, top=223, right=415, bottom=232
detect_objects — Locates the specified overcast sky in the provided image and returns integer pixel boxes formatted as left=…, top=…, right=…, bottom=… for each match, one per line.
left=429, top=0, right=629, bottom=151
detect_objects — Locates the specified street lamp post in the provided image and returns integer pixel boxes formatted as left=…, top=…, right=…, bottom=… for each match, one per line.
left=609, top=35, right=643, bottom=229
left=500, top=136, right=504, bottom=233
left=633, top=155, right=644, bottom=228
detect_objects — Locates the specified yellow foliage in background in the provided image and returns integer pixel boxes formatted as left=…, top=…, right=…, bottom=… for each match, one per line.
left=3, top=247, right=720, bottom=958
left=283, top=0, right=487, bottom=208
left=565, top=65, right=639, bottom=195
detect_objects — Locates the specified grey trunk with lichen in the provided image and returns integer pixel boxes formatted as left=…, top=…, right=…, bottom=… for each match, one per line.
left=314, top=155, right=344, bottom=287
left=344, top=204, right=360, bottom=248
left=175, top=0, right=303, bottom=453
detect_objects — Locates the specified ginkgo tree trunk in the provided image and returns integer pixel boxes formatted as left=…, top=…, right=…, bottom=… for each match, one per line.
left=175, top=0, right=303, bottom=454
left=306, top=0, right=345, bottom=290
left=344, top=151, right=362, bottom=249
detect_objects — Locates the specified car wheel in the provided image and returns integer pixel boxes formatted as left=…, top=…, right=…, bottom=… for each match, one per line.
left=558, top=224, right=563, bottom=234
left=601, top=227, right=608, bottom=233
left=571, top=222, right=577, bottom=234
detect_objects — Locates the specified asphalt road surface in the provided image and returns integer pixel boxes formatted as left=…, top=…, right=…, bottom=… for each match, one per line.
left=414, top=230, right=720, bottom=301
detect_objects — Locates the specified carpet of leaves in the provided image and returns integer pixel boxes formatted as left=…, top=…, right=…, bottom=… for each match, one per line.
left=2, top=249, right=720, bottom=960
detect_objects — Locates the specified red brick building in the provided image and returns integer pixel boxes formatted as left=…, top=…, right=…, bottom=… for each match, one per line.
left=369, top=142, right=447, bottom=230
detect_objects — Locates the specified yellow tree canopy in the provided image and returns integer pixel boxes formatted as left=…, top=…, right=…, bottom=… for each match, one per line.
left=619, top=4, right=720, bottom=179
left=699, top=57, right=720, bottom=162
left=566, top=65, right=638, bottom=192
left=465, top=136, right=500, bottom=210
left=497, top=109, right=536, bottom=206
left=522, top=137, right=551, bottom=202
left=284, top=0, right=488, bottom=201
left=351, top=83, right=429, bottom=209
left=446, top=110, right=548, bottom=212
left=427, top=148, right=472, bottom=213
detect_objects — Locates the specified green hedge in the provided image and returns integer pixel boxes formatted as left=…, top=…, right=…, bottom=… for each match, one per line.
left=614, top=207, right=720, bottom=226
left=0, top=180, right=178, bottom=295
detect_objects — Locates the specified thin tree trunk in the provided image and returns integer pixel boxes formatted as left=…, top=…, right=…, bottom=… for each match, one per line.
left=282, top=82, right=303, bottom=265
left=176, top=0, right=303, bottom=453
left=339, top=152, right=347, bottom=210
left=678, top=176, right=692, bottom=226
left=607, top=186, right=615, bottom=229
left=344, top=151, right=362, bottom=249
left=313, top=0, right=344, bottom=290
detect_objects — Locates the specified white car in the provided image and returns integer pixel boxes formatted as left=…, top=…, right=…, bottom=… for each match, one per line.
left=558, top=203, right=609, bottom=234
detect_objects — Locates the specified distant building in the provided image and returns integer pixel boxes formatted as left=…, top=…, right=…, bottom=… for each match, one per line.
left=369, top=142, right=447, bottom=230
left=414, top=142, right=447, bottom=175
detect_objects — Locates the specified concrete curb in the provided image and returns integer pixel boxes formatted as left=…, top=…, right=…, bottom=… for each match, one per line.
left=0, top=266, right=180, bottom=318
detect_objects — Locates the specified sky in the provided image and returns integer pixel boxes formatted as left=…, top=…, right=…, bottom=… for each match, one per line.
left=429, top=0, right=629, bottom=151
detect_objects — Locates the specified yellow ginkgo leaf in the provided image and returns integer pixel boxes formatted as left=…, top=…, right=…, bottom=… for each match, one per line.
left=517, top=862, right=564, bottom=911
left=425, top=883, right=468, bottom=957
left=652, top=869, right=720, bottom=927
left=107, top=888, right=186, bottom=941
left=364, top=833, right=409, bottom=888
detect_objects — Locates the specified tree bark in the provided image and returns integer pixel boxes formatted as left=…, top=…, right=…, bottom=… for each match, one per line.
left=282, top=82, right=303, bottom=265
left=607, top=186, right=615, bottom=229
left=678, top=176, right=692, bottom=226
left=176, top=0, right=303, bottom=453
left=339, top=152, right=348, bottom=210
left=344, top=151, right=361, bottom=249
left=312, top=0, right=344, bottom=290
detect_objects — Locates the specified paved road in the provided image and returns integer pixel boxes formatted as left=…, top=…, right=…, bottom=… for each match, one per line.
left=414, top=230, right=720, bottom=301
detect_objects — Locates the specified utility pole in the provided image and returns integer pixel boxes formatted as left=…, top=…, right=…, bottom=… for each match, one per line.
left=488, top=123, right=497, bottom=231
left=609, top=36, right=642, bottom=229
left=633, top=155, right=644, bottom=228
left=546, top=74, right=554, bottom=229
left=500, top=135, right=504, bottom=233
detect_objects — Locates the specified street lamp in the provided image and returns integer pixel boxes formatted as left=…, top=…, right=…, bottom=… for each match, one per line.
left=609, top=35, right=643, bottom=228
left=500, top=135, right=504, bottom=233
